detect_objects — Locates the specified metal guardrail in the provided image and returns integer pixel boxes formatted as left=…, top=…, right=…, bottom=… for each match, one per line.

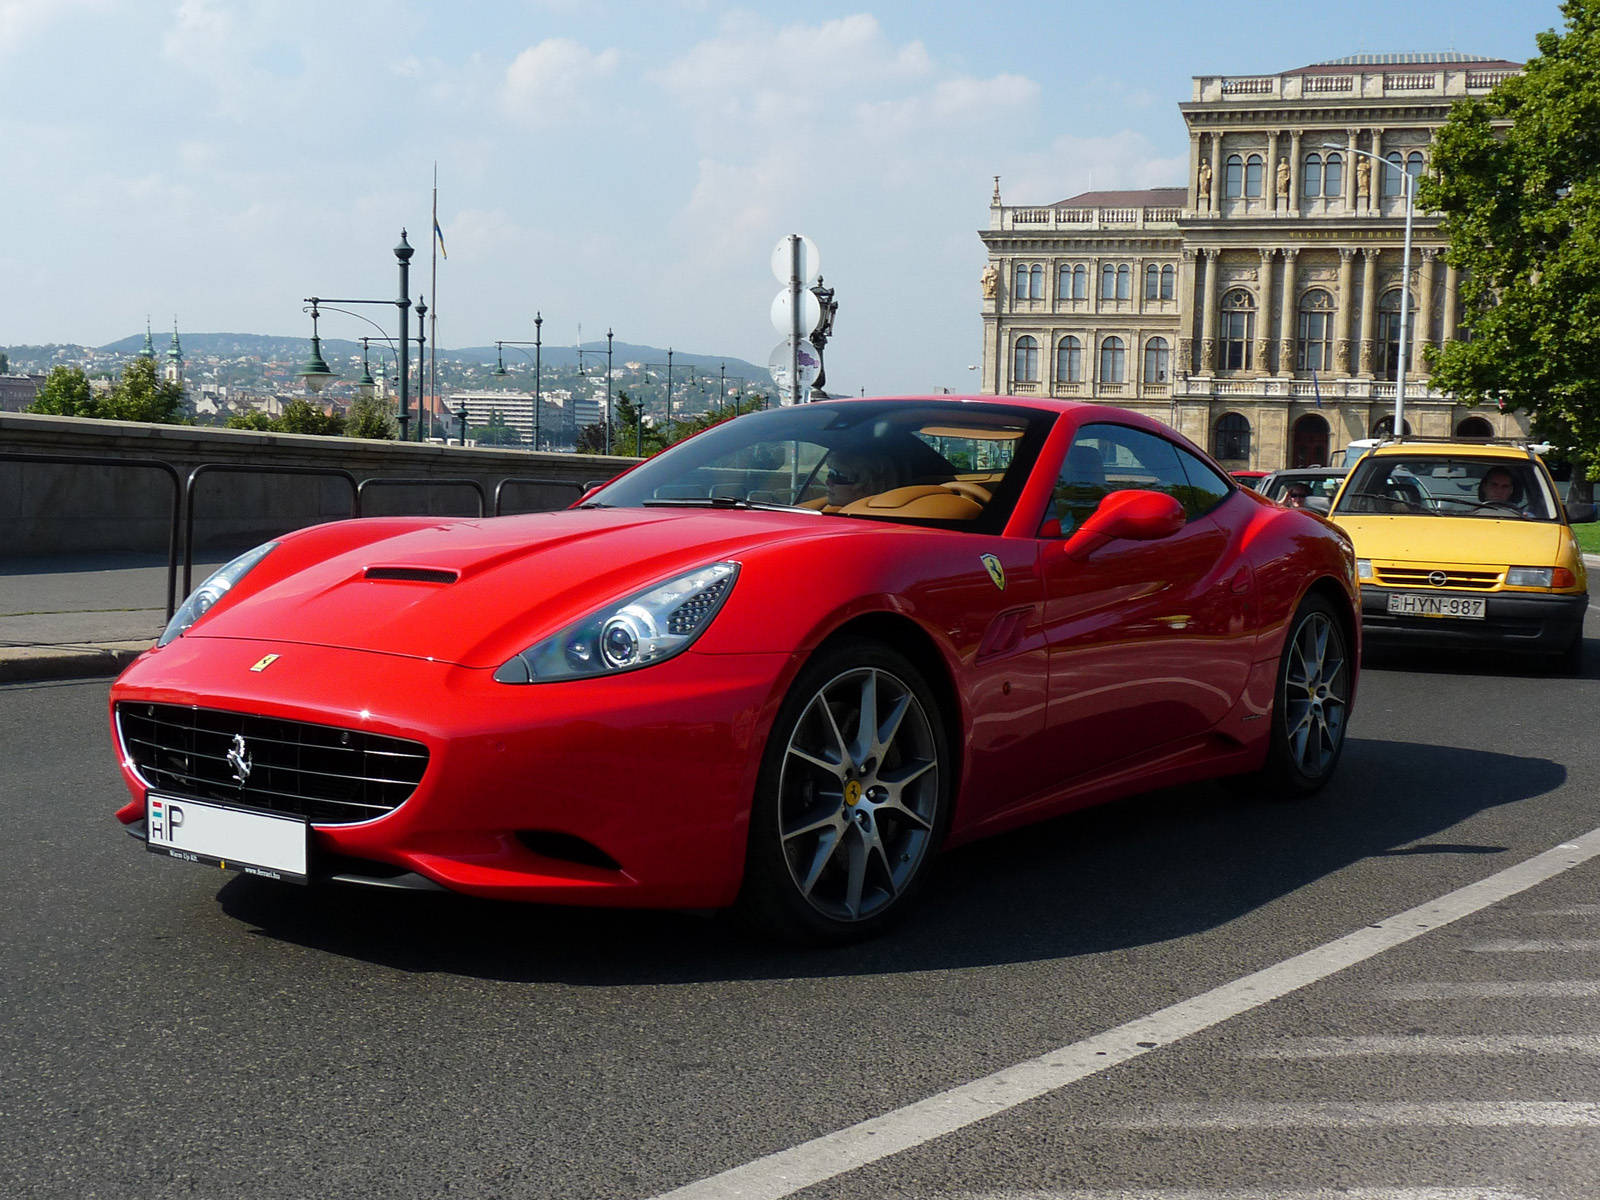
left=493, top=477, right=585, bottom=516
left=1, top=451, right=184, bottom=619
left=184, top=464, right=359, bottom=594
left=357, top=477, right=487, bottom=518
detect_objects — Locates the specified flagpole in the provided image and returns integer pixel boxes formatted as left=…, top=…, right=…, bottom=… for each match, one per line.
left=430, top=162, right=439, bottom=442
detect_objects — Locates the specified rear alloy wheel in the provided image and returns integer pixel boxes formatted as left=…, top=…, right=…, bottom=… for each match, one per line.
left=1261, top=594, right=1351, bottom=797
left=739, top=639, right=949, bottom=943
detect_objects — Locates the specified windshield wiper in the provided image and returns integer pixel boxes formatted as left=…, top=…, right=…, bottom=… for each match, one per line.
left=641, top=496, right=804, bottom=512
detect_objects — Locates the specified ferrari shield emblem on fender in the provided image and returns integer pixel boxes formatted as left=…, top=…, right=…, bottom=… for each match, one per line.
left=249, top=654, right=280, bottom=673
left=980, top=554, right=1006, bottom=591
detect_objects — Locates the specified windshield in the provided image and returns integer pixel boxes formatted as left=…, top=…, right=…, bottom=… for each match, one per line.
left=589, top=400, right=1056, bottom=533
left=1333, top=454, right=1558, bottom=521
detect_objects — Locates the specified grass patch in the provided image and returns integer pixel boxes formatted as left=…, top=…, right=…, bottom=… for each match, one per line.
left=1575, top=521, right=1600, bottom=556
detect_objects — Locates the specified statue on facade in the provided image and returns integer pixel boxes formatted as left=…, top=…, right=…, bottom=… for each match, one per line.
left=1356, top=155, right=1372, bottom=199
left=980, top=262, right=998, bottom=299
left=1197, top=158, right=1212, bottom=204
left=1276, top=157, right=1290, bottom=198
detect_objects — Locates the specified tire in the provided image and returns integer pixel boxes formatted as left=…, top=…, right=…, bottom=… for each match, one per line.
left=1258, top=593, right=1352, bottom=798
left=737, top=638, right=951, bottom=944
left=1551, top=631, right=1584, bottom=676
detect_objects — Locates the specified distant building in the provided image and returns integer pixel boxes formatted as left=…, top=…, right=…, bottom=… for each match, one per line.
left=979, top=53, right=1528, bottom=470
left=0, top=373, right=46, bottom=412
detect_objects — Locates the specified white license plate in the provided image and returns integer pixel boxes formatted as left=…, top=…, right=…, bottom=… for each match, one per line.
left=146, top=794, right=308, bottom=883
left=1387, top=593, right=1487, bottom=620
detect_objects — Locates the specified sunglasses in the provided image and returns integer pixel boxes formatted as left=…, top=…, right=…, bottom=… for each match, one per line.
left=826, top=470, right=859, bottom=487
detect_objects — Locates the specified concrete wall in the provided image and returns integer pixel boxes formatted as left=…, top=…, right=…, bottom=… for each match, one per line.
left=0, top=413, right=640, bottom=556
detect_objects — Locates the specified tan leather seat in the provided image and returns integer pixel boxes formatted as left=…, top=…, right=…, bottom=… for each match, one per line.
left=839, top=485, right=983, bottom=520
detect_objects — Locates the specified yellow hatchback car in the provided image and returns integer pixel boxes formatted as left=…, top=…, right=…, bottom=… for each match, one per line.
left=1327, top=439, right=1596, bottom=672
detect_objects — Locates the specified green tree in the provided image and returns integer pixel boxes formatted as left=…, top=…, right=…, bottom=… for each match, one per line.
left=470, top=409, right=521, bottom=446
left=101, top=357, right=188, bottom=424
left=25, top=366, right=98, bottom=417
left=345, top=395, right=398, bottom=440
left=224, top=410, right=278, bottom=431
left=1420, top=1, right=1600, bottom=496
left=0, top=351, right=9, bottom=374
left=598, top=390, right=669, bottom=458
left=277, top=398, right=346, bottom=436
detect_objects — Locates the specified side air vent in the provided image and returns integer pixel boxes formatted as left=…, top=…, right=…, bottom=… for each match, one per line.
left=364, top=567, right=460, bottom=584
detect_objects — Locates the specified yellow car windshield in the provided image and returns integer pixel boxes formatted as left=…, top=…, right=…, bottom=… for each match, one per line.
left=1334, top=455, right=1558, bottom=522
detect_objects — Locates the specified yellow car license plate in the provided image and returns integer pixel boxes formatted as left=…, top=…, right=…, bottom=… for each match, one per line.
left=1387, top=593, right=1486, bottom=620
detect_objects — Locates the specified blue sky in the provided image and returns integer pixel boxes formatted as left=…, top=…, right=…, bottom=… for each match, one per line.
left=0, top=0, right=1563, bottom=393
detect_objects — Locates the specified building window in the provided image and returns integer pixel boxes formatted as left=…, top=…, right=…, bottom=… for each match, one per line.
left=1323, top=152, right=1343, bottom=196
left=1029, top=264, right=1044, bottom=299
left=1372, top=415, right=1413, bottom=437
left=1058, top=263, right=1087, bottom=300
left=1100, top=262, right=1117, bottom=299
left=1406, top=150, right=1425, bottom=185
left=1297, top=288, right=1335, bottom=372
left=1225, top=154, right=1244, bottom=198
left=1014, top=264, right=1029, bottom=299
left=1377, top=290, right=1415, bottom=380
left=1383, top=151, right=1405, bottom=196
left=1220, top=288, right=1255, bottom=371
left=1013, top=335, right=1040, bottom=383
left=1072, top=263, right=1087, bottom=299
left=1099, top=336, right=1126, bottom=383
left=1056, top=336, right=1082, bottom=383
left=1116, top=264, right=1131, bottom=300
left=1303, top=152, right=1322, bottom=197
left=1457, top=416, right=1494, bottom=438
left=1214, top=412, right=1251, bottom=461
left=1144, top=337, right=1170, bottom=383
left=1160, top=264, right=1175, bottom=300
left=1245, top=153, right=1264, bottom=198
left=1145, top=263, right=1161, bottom=299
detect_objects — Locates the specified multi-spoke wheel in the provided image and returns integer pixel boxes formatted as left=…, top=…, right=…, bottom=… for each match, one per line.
left=739, top=638, right=949, bottom=943
left=1260, top=594, right=1351, bottom=797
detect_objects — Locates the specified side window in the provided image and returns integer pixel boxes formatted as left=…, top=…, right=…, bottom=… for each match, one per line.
left=1045, top=424, right=1198, bottom=535
left=1173, top=445, right=1233, bottom=517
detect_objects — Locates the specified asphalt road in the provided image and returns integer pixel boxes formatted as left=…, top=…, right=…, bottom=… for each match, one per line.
left=5, top=626, right=1600, bottom=1199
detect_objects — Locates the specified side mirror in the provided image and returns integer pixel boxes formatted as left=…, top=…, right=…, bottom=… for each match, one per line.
left=1059, top=489, right=1186, bottom=561
left=1568, top=501, right=1598, bottom=524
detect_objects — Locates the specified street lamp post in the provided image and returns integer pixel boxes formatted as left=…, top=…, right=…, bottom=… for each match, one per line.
left=415, top=296, right=427, bottom=440
left=606, top=329, right=614, bottom=455
left=493, top=339, right=543, bottom=451
left=1327, top=143, right=1414, bottom=440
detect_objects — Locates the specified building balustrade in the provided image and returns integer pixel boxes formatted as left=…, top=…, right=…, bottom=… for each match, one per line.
left=996, top=205, right=1181, bottom=231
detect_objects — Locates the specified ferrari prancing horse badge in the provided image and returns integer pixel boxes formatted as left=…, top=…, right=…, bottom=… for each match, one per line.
left=980, top=554, right=1006, bottom=591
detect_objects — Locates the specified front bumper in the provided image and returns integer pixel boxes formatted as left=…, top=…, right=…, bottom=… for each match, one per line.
left=1359, top=586, right=1587, bottom=653
left=110, top=637, right=795, bottom=908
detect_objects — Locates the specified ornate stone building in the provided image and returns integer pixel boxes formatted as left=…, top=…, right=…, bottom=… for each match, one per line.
left=978, top=53, right=1527, bottom=470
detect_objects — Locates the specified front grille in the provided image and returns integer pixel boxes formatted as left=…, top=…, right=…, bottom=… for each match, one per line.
left=1377, top=567, right=1502, bottom=590
left=117, top=703, right=428, bottom=825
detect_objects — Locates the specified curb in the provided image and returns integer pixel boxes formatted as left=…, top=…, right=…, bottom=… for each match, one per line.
left=0, top=643, right=148, bottom=685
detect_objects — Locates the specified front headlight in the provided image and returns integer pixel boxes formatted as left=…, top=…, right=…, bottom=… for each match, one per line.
left=494, top=561, right=740, bottom=684
left=1507, top=566, right=1554, bottom=588
left=157, top=542, right=279, bottom=647
left=1356, top=558, right=1373, bottom=581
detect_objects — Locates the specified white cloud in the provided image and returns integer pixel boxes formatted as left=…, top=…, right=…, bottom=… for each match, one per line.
left=1005, top=130, right=1188, bottom=204
left=500, top=38, right=620, bottom=125
left=0, top=0, right=107, bottom=53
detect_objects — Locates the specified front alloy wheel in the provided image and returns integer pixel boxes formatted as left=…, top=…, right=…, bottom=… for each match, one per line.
left=740, top=640, right=948, bottom=942
left=1264, top=594, right=1351, bottom=796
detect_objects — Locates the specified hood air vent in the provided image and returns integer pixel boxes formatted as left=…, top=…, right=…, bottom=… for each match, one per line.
left=364, top=567, right=460, bottom=584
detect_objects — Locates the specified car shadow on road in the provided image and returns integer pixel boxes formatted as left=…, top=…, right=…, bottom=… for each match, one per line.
left=1362, top=637, right=1589, bottom=678
left=216, top=736, right=1564, bottom=985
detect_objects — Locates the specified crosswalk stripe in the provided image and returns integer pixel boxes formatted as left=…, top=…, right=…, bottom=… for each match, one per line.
left=944, top=1190, right=1539, bottom=1200
left=1384, top=980, right=1600, bottom=999
left=1243, top=1034, right=1600, bottom=1058
left=1109, top=1101, right=1600, bottom=1128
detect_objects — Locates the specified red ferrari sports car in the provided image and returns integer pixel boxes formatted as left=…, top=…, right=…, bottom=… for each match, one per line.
left=110, top=396, right=1358, bottom=942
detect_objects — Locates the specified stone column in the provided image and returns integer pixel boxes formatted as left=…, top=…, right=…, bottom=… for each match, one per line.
left=1178, top=248, right=1197, bottom=375
left=1345, top=129, right=1361, bottom=212
left=1358, top=247, right=1380, bottom=377
left=1369, top=127, right=1386, bottom=215
left=1188, top=131, right=1203, bottom=211
left=1266, top=130, right=1280, bottom=212
left=1209, top=134, right=1223, bottom=212
left=1335, top=248, right=1356, bottom=376
left=1278, top=248, right=1299, bottom=376
left=1442, top=261, right=1460, bottom=344
left=1256, top=248, right=1275, bottom=375
left=1200, top=249, right=1221, bottom=373
left=1415, top=248, right=1438, bottom=378
left=1289, top=130, right=1303, bottom=213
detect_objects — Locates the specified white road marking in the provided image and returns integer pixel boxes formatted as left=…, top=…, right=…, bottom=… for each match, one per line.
left=1243, top=1034, right=1600, bottom=1058
left=945, top=1190, right=1539, bottom=1200
left=1109, top=1101, right=1600, bottom=1129
left=1384, top=980, right=1600, bottom=999
left=1468, top=938, right=1600, bottom=952
left=652, top=827, right=1600, bottom=1200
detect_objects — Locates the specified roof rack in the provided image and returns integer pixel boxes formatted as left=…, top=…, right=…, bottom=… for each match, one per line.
left=1376, top=434, right=1551, bottom=460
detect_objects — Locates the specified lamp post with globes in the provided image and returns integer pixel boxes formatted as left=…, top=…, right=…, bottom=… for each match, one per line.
left=1326, top=142, right=1415, bottom=440
left=492, top=314, right=544, bottom=449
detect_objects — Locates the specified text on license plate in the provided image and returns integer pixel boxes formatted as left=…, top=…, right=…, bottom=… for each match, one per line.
left=1387, top=593, right=1487, bottom=620
left=146, top=794, right=308, bottom=883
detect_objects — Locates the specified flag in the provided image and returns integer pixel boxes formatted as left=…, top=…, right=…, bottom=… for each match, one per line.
left=433, top=217, right=447, bottom=260
left=1311, top=368, right=1322, bottom=407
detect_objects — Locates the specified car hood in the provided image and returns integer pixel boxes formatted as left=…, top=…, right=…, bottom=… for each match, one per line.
left=1333, top=513, right=1567, bottom=569
left=186, top=507, right=836, bottom=668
